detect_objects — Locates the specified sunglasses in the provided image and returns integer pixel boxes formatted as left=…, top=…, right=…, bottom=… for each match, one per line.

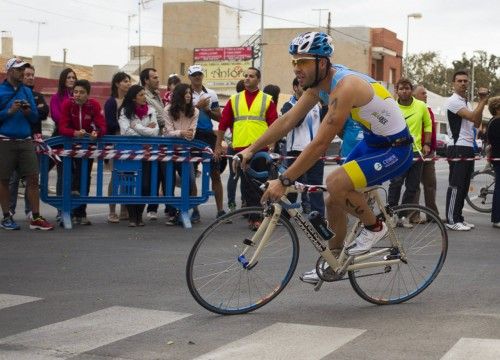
left=291, top=57, right=316, bottom=67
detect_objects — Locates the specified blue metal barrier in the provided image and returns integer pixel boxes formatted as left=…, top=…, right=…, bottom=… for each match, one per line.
left=39, top=136, right=212, bottom=229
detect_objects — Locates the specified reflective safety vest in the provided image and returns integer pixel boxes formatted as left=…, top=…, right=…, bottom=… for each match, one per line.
left=231, top=90, right=271, bottom=148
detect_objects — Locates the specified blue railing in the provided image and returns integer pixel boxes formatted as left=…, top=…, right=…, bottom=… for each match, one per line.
left=39, top=136, right=212, bottom=229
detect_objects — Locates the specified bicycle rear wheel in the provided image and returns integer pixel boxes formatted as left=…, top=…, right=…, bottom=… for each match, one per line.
left=186, top=207, right=299, bottom=315
left=349, top=204, right=447, bottom=305
left=466, top=170, right=495, bottom=213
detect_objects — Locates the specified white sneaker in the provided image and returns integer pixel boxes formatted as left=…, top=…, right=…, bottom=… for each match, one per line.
left=299, top=268, right=320, bottom=285
left=147, top=211, right=158, bottom=220
left=492, top=222, right=500, bottom=228
left=347, top=222, right=388, bottom=256
left=462, top=221, right=475, bottom=229
left=445, top=222, right=471, bottom=231
left=397, top=216, right=413, bottom=229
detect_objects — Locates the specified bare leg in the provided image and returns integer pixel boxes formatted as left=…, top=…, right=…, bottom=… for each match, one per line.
left=325, top=167, right=377, bottom=245
left=24, top=174, right=40, bottom=214
left=325, top=196, right=347, bottom=250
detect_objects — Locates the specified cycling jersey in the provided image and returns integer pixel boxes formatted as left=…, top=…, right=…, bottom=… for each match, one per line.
left=320, top=64, right=413, bottom=188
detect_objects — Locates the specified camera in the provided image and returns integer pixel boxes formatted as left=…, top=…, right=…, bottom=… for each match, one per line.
left=20, top=101, right=30, bottom=109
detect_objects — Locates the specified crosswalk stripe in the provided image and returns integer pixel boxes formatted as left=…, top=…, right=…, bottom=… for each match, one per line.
left=0, top=306, right=191, bottom=359
left=193, top=322, right=365, bottom=360
left=0, top=294, right=42, bottom=310
left=441, top=338, right=500, bottom=360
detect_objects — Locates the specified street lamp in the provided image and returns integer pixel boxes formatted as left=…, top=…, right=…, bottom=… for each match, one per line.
left=405, top=12, right=422, bottom=75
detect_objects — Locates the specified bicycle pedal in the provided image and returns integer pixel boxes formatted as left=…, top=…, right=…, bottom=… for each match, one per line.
left=313, top=279, right=324, bottom=291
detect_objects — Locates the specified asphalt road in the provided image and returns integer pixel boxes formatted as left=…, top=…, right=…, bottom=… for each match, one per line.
left=0, top=160, right=499, bottom=359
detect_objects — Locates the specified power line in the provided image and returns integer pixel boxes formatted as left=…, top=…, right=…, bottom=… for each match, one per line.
left=202, top=0, right=370, bottom=44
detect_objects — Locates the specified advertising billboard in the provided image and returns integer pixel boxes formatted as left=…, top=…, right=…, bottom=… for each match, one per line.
left=193, top=47, right=253, bottom=92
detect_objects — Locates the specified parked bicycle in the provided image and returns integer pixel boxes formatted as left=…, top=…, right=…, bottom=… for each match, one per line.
left=466, top=166, right=495, bottom=213
left=186, top=153, right=448, bottom=315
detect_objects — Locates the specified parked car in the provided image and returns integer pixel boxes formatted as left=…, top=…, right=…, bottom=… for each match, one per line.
left=436, top=133, right=450, bottom=156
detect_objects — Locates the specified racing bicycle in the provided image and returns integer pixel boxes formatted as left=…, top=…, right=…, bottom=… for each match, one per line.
left=186, top=153, right=448, bottom=315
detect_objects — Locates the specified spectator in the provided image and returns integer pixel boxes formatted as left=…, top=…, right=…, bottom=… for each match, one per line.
left=9, top=64, right=49, bottom=219
left=0, top=57, right=53, bottom=231
left=486, top=96, right=500, bottom=228
left=445, top=70, right=489, bottom=231
left=281, top=77, right=325, bottom=216
left=140, top=67, right=164, bottom=220
left=163, top=83, right=199, bottom=225
left=59, top=79, right=106, bottom=225
left=104, top=71, right=131, bottom=223
left=226, top=80, right=245, bottom=212
left=339, top=116, right=364, bottom=159
left=163, top=74, right=181, bottom=106
left=263, top=84, right=280, bottom=106
left=216, top=67, right=278, bottom=230
left=388, top=79, right=432, bottom=227
left=235, top=79, right=245, bottom=93
left=50, top=68, right=77, bottom=134
left=412, top=84, right=439, bottom=217
left=188, top=64, right=225, bottom=222
left=118, top=85, right=159, bottom=227
left=50, top=68, right=77, bottom=222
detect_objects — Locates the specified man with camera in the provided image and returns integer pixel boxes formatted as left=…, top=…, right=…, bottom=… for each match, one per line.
left=0, top=58, right=53, bottom=230
left=444, top=70, right=490, bottom=231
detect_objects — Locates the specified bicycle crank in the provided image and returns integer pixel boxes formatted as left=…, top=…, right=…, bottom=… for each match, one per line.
left=315, top=255, right=353, bottom=282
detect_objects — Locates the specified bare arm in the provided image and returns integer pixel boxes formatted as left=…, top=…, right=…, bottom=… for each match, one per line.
left=456, top=88, right=489, bottom=127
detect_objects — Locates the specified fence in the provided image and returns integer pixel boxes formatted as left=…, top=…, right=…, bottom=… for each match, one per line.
left=39, top=136, right=212, bottom=229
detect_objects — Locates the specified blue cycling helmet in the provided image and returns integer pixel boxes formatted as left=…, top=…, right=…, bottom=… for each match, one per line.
left=289, top=32, right=334, bottom=57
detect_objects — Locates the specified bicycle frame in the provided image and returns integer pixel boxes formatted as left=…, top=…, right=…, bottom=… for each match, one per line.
left=243, top=186, right=405, bottom=277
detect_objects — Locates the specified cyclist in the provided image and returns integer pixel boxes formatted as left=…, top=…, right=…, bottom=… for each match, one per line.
left=237, top=32, right=414, bottom=284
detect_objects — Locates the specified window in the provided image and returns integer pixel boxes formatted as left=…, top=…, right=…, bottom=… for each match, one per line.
left=180, top=63, right=185, bottom=76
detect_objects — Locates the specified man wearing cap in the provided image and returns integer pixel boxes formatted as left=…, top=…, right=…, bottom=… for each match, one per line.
left=188, top=64, right=225, bottom=222
left=0, top=58, right=54, bottom=230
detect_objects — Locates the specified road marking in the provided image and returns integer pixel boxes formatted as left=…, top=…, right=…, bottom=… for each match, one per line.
left=0, top=294, right=42, bottom=310
left=0, top=306, right=190, bottom=359
left=193, top=322, right=365, bottom=360
left=441, top=338, right=500, bottom=360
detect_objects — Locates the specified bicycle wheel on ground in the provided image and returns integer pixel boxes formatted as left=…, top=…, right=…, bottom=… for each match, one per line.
left=466, top=170, right=495, bottom=213
left=348, top=204, right=447, bottom=305
left=186, top=206, right=299, bottom=315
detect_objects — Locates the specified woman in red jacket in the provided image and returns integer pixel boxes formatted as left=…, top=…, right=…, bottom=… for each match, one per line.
left=59, top=79, right=106, bottom=225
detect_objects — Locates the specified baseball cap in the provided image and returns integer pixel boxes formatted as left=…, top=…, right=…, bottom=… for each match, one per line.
left=188, top=64, right=204, bottom=76
left=5, top=57, right=30, bottom=71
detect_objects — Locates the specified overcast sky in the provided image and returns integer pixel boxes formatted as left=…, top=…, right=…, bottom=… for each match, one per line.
left=1, top=0, right=499, bottom=68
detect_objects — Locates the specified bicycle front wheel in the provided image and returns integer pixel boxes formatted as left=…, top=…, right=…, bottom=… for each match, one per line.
left=349, top=204, right=448, bottom=305
left=466, top=170, right=495, bottom=213
left=186, top=207, right=299, bottom=315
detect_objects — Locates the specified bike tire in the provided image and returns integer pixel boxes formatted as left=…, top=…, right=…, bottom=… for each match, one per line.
left=465, top=170, right=495, bottom=213
left=348, top=204, right=448, bottom=305
left=186, top=206, right=299, bottom=315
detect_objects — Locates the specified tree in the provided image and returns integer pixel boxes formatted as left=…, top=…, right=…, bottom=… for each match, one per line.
left=451, top=52, right=500, bottom=100
left=407, top=51, right=500, bottom=98
left=406, top=52, right=449, bottom=96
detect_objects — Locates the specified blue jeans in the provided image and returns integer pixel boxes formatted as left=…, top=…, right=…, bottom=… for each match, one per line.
left=226, top=147, right=241, bottom=206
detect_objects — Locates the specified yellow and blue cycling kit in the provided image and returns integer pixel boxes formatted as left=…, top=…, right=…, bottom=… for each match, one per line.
left=319, top=65, right=413, bottom=189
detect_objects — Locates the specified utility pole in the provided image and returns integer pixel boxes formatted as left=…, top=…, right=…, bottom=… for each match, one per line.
left=312, top=8, right=328, bottom=29
left=327, top=11, right=332, bottom=35
left=128, top=13, right=137, bottom=60
left=259, top=0, right=265, bottom=85
left=63, top=48, right=68, bottom=68
left=20, top=18, right=46, bottom=55
left=138, top=0, right=154, bottom=73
